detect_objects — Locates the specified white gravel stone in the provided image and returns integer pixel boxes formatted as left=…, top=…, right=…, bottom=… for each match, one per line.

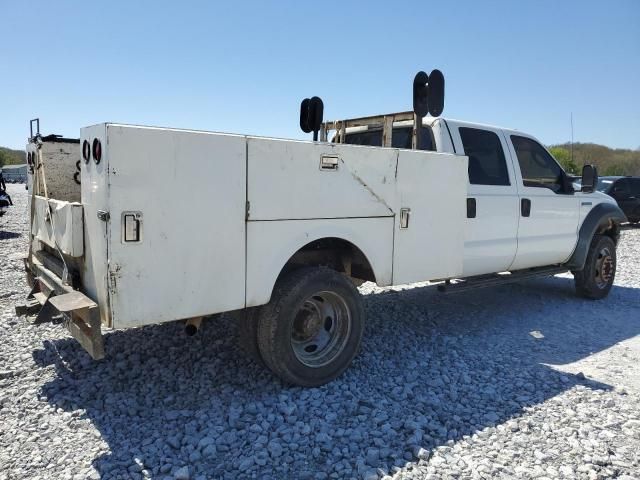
left=173, top=465, right=189, bottom=480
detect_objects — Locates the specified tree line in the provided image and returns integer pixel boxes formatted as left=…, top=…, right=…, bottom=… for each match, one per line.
left=549, top=143, right=640, bottom=177
left=0, top=147, right=26, bottom=168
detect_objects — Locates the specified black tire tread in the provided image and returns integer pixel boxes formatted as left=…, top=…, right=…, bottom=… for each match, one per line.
left=256, top=267, right=364, bottom=387
left=574, top=234, right=616, bottom=300
left=237, top=308, right=264, bottom=366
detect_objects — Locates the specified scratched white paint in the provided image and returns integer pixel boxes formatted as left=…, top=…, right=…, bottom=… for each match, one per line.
left=102, top=125, right=247, bottom=328
left=392, top=148, right=467, bottom=283
left=79, top=124, right=111, bottom=326
left=246, top=216, right=395, bottom=307
left=32, top=196, right=84, bottom=257
left=48, top=125, right=468, bottom=328
left=247, top=137, right=397, bottom=220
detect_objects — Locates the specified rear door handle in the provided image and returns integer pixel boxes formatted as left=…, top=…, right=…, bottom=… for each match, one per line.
left=521, top=198, right=531, bottom=217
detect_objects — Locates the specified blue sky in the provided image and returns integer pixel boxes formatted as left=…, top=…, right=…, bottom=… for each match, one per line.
left=1, top=0, right=638, bottom=150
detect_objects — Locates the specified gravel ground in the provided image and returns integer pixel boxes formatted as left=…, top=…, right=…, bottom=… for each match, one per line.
left=1, top=182, right=639, bottom=480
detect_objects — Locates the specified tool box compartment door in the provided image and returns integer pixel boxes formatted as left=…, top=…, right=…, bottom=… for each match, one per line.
left=105, top=125, right=247, bottom=328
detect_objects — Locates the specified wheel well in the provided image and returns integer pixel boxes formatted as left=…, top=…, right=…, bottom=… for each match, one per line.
left=277, top=237, right=376, bottom=285
left=597, top=220, right=621, bottom=245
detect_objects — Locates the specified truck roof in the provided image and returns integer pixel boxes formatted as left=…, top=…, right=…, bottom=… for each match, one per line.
left=437, top=117, right=521, bottom=133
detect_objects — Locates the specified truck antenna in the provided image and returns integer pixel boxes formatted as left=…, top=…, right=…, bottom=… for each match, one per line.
left=570, top=112, right=574, bottom=164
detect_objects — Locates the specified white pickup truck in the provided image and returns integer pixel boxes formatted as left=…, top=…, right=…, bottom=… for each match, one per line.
left=18, top=75, right=626, bottom=386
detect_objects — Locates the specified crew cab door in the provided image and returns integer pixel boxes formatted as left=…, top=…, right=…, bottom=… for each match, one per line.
left=449, top=122, right=520, bottom=276
left=506, top=134, right=580, bottom=269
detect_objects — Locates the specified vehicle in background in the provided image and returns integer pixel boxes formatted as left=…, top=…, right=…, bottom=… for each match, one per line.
left=1, top=164, right=28, bottom=183
left=0, top=170, right=13, bottom=216
left=596, top=176, right=640, bottom=224
left=0, top=191, right=11, bottom=216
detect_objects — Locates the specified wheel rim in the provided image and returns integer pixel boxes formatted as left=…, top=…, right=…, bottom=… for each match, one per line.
left=594, top=246, right=614, bottom=289
left=290, top=291, right=351, bottom=368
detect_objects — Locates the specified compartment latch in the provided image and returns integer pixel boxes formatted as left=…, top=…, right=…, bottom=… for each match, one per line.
left=122, top=211, right=142, bottom=243
left=319, top=154, right=339, bottom=171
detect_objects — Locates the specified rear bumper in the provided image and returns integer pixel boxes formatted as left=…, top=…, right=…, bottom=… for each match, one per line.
left=16, top=255, right=105, bottom=360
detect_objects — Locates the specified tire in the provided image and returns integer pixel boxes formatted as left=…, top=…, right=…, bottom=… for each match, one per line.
left=574, top=234, right=616, bottom=300
left=256, top=267, right=365, bottom=387
left=237, top=308, right=264, bottom=366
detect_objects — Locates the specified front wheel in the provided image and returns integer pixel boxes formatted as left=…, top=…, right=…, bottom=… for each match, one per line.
left=574, top=235, right=616, bottom=299
left=256, top=267, right=365, bottom=387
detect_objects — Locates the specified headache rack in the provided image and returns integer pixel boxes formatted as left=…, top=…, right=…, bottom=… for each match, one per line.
left=320, top=111, right=423, bottom=149
left=300, top=69, right=446, bottom=147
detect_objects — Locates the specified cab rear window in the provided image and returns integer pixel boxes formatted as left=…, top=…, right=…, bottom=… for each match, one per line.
left=343, top=126, right=435, bottom=151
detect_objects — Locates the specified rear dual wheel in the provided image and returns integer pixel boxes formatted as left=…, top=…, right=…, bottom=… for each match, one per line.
left=238, top=267, right=365, bottom=387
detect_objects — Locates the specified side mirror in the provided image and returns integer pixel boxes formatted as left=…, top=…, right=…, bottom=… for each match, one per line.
left=581, top=164, right=598, bottom=193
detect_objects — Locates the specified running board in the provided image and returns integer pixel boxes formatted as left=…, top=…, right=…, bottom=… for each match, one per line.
left=437, top=266, right=568, bottom=294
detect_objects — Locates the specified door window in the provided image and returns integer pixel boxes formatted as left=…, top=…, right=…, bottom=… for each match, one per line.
left=459, top=127, right=510, bottom=186
left=628, top=178, right=640, bottom=196
left=597, top=178, right=617, bottom=193
left=511, top=135, right=564, bottom=192
left=611, top=179, right=630, bottom=198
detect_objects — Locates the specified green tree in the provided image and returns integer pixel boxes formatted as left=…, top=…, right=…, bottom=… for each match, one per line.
left=0, top=147, right=26, bottom=167
left=0, top=150, right=9, bottom=168
left=548, top=142, right=640, bottom=176
left=603, top=163, right=626, bottom=176
left=548, top=147, right=579, bottom=174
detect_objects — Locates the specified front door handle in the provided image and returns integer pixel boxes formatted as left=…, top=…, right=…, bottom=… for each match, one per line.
left=467, top=198, right=476, bottom=218
left=521, top=198, right=531, bottom=217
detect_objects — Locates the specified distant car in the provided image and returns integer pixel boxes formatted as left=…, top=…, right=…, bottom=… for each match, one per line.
left=597, top=176, right=640, bottom=223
